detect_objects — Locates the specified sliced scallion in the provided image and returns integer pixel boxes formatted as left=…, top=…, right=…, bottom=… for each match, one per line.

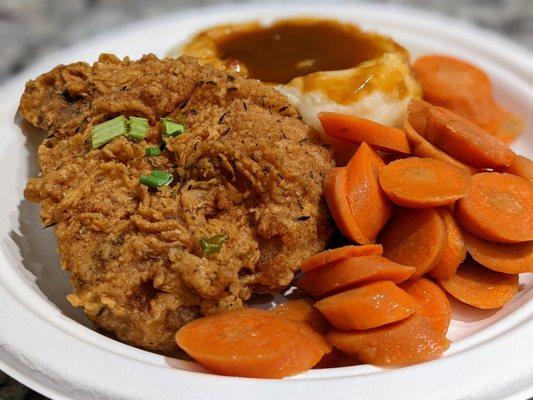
left=145, top=146, right=162, bottom=157
left=200, top=234, right=227, bottom=257
left=162, top=117, right=185, bottom=137
left=127, top=116, right=149, bottom=142
left=91, top=115, right=127, bottom=149
left=139, top=170, right=173, bottom=188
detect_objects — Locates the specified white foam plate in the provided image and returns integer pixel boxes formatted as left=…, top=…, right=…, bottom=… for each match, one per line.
left=0, top=3, right=532, bottom=400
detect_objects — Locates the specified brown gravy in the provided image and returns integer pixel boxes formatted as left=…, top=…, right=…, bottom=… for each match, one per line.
left=215, top=20, right=389, bottom=84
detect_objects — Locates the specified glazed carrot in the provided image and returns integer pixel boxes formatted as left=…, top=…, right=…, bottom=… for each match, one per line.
left=507, top=154, right=533, bottom=184
left=324, top=167, right=365, bottom=242
left=176, top=308, right=330, bottom=378
left=379, top=157, right=471, bottom=207
left=463, top=230, right=533, bottom=274
left=412, top=55, right=524, bottom=142
left=315, top=281, right=419, bottom=330
left=319, top=112, right=410, bottom=154
left=400, top=278, right=451, bottom=334
left=403, top=120, right=476, bottom=174
left=429, top=208, right=467, bottom=279
left=455, top=172, right=533, bottom=243
left=300, top=244, right=383, bottom=272
left=271, top=299, right=329, bottom=333
left=381, top=208, right=447, bottom=278
left=438, top=259, right=519, bottom=309
left=297, top=255, right=415, bottom=298
left=345, top=142, right=393, bottom=243
left=408, top=99, right=515, bottom=169
left=327, top=313, right=449, bottom=366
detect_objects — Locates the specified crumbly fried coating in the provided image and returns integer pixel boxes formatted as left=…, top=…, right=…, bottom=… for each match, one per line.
left=19, top=54, right=334, bottom=352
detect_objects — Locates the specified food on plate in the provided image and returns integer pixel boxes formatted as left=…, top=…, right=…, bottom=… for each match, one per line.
left=507, top=154, right=533, bottom=183
left=270, top=299, right=329, bottom=333
left=300, top=244, right=383, bottom=272
left=19, top=54, right=334, bottom=352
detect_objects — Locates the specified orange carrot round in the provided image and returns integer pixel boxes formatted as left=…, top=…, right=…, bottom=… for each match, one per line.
left=463, top=230, right=533, bottom=274
left=315, top=281, right=419, bottom=330
left=429, top=208, right=467, bottom=279
left=300, top=244, right=383, bottom=272
left=381, top=207, right=447, bottom=278
left=379, top=157, right=471, bottom=208
left=176, top=308, right=331, bottom=378
left=327, top=313, right=449, bottom=366
left=438, top=259, right=519, bottom=309
left=271, top=299, right=329, bottom=333
left=455, top=172, right=533, bottom=243
left=297, top=255, right=415, bottom=298
left=400, top=278, right=451, bottom=334
left=319, top=112, right=410, bottom=154
left=507, top=154, right=533, bottom=184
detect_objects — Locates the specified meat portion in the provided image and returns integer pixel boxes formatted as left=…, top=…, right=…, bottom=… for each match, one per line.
left=19, top=54, right=334, bottom=352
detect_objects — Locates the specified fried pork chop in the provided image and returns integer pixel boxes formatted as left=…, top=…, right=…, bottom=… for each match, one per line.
left=19, top=54, right=334, bottom=352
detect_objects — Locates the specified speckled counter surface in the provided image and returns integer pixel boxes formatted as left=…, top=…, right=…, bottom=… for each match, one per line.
left=0, top=0, right=531, bottom=398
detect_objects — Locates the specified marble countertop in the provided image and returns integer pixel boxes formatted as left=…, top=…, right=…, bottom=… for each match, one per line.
left=0, top=0, right=531, bottom=398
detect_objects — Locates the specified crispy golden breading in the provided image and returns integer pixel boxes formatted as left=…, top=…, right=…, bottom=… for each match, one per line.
left=19, top=54, right=334, bottom=352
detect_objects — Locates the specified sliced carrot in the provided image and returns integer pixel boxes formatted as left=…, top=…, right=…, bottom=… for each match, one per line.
left=412, top=55, right=524, bottom=142
left=297, top=255, right=415, bottom=298
left=330, top=137, right=359, bottom=166
left=429, top=208, right=467, bottom=279
left=176, top=308, right=330, bottom=378
left=319, top=112, right=410, bottom=154
left=408, top=99, right=515, bottom=169
left=439, top=259, right=519, bottom=309
left=400, top=278, right=451, bottom=334
left=381, top=208, right=447, bottom=278
left=379, top=157, right=471, bottom=208
left=314, top=348, right=359, bottom=369
left=300, top=244, right=383, bottom=272
left=315, top=281, right=419, bottom=330
left=345, top=142, right=393, bottom=243
left=463, top=230, right=533, bottom=274
left=324, top=167, right=365, bottom=243
left=271, top=299, right=329, bottom=333
left=507, top=154, right=533, bottom=184
left=327, top=313, right=449, bottom=366
left=455, top=172, right=533, bottom=243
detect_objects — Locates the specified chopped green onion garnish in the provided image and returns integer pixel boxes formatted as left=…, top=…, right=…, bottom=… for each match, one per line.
left=139, top=170, right=173, bottom=188
left=91, top=115, right=127, bottom=149
left=200, top=234, right=227, bottom=257
left=127, top=116, right=149, bottom=142
left=162, top=118, right=185, bottom=137
left=145, top=146, right=161, bottom=156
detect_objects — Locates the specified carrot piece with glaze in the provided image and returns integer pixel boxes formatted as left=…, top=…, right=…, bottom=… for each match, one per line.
left=379, top=157, right=471, bottom=208
left=429, top=208, right=467, bottom=279
left=507, top=154, right=533, bottom=184
left=271, top=299, right=329, bottom=333
left=345, top=142, right=393, bottom=243
left=297, top=255, right=415, bottom=298
left=327, top=313, right=450, bottom=366
left=463, top=230, right=533, bottom=274
left=381, top=208, right=447, bottom=278
left=176, top=308, right=331, bottom=378
left=300, top=244, right=383, bottom=272
left=319, top=112, right=410, bottom=154
left=315, top=281, right=419, bottom=330
left=455, top=172, right=533, bottom=243
left=400, top=278, right=451, bottom=334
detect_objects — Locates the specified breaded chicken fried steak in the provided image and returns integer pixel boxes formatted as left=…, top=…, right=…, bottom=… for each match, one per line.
left=19, top=54, right=334, bottom=352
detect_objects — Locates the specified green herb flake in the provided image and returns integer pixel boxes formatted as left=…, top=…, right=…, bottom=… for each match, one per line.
left=145, top=147, right=162, bottom=157
left=162, top=117, right=185, bottom=137
left=200, top=234, right=227, bottom=257
left=127, top=116, right=149, bottom=142
left=91, top=115, right=128, bottom=149
left=139, top=170, right=173, bottom=189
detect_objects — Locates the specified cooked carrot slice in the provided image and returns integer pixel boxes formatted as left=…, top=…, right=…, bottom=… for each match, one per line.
left=463, top=230, right=533, bottom=274
left=381, top=208, right=447, bottom=278
left=345, top=142, right=393, bottom=243
left=300, top=244, right=383, bottom=272
left=507, top=154, right=533, bottom=184
left=412, top=55, right=524, bottom=142
left=324, top=167, right=365, bottom=242
left=330, top=137, right=359, bottom=166
left=400, top=278, right=451, bottom=334
left=408, top=99, right=515, bottom=169
left=429, top=208, right=467, bottom=279
left=455, top=172, right=533, bottom=243
left=176, top=308, right=331, bottom=378
left=315, top=281, right=419, bottom=330
left=379, top=157, right=471, bottom=208
left=297, top=255, right=415, bottom=298
left=271, top=299, right=329, bottom=333
left=438, top=259, right=519, bottom=309
left=314, top=348, right=359, bottom=369
left=319, top=112, right=410, bottom=154
left=327, top=313, right=449, bottom=366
